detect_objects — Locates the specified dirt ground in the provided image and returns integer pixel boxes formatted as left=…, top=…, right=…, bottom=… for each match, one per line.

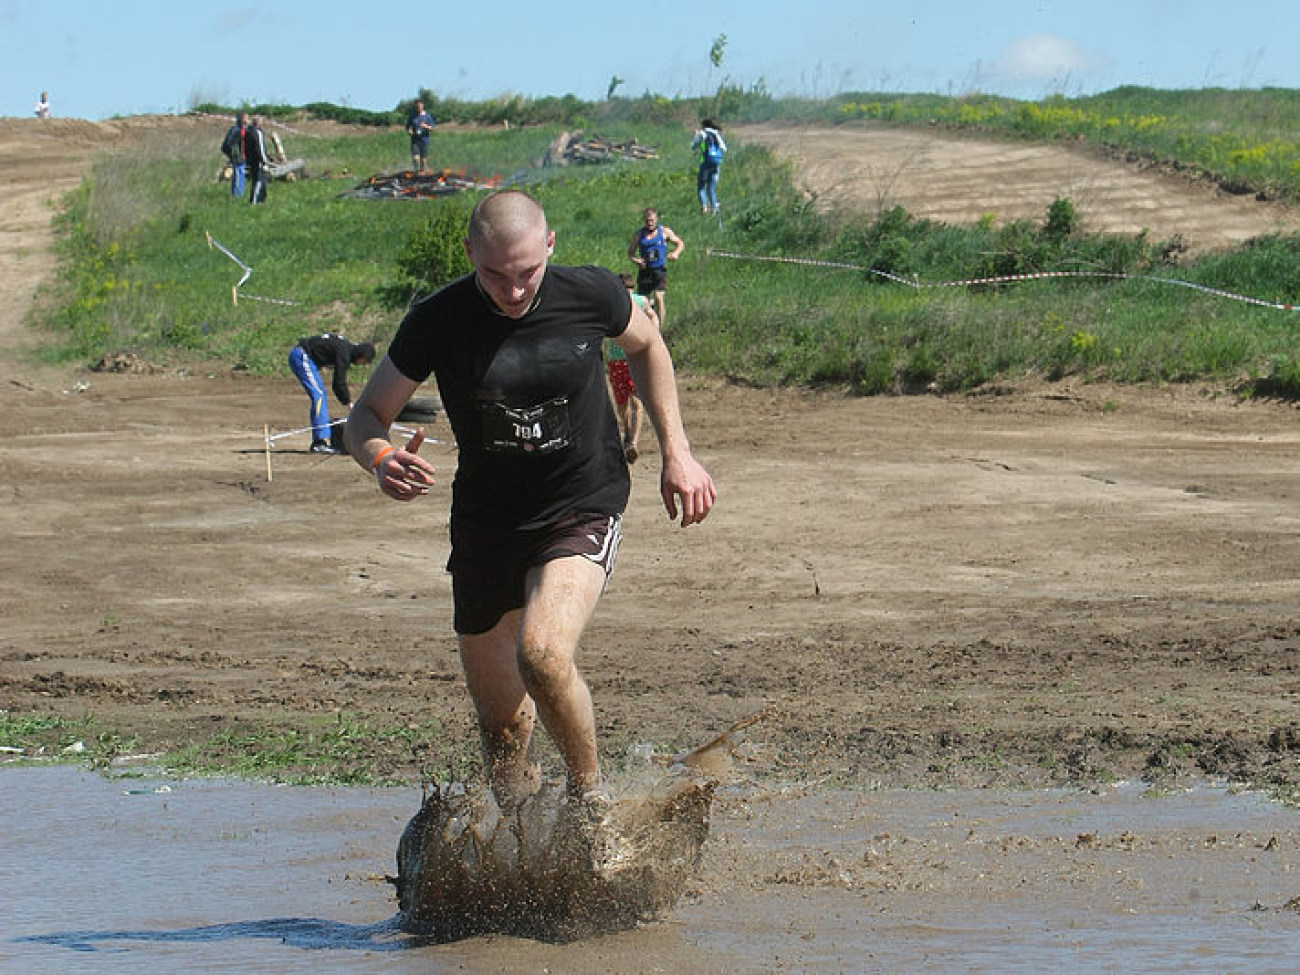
left=2, top=117, right=1300, bottom=955
left=2, top=114, right=1299, bottom=793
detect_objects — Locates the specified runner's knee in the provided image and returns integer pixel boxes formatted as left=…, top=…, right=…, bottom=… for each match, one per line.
left=516, top=640, right=573, bottom=697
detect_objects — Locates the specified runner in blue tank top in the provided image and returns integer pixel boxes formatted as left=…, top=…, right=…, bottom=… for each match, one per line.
left=627, top=207, right=684, bottom=326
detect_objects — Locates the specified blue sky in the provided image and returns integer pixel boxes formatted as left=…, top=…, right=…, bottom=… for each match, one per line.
left=3, top=0, right=1297, bottom=120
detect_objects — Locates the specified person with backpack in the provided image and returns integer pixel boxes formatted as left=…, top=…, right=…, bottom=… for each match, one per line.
left=691, top=118, right=727, bottom=214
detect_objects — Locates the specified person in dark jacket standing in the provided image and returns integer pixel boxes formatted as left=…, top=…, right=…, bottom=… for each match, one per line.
left=245, top=116, right=271, bottom=204
left=289, top=333, right=376, bottom=453
left=220, top=112, right=249, bottom=198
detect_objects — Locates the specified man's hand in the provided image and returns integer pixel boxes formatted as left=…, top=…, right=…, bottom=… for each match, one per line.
left=374, top=429, right=437, bottom=501
left=661, top=453, right=717, bottom=527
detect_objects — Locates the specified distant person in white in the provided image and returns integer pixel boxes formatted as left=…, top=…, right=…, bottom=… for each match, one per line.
left=34, top=92, right=50, bottom=119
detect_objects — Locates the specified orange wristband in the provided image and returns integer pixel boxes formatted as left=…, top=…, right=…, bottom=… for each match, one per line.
left=372, top=444, right=396, bottom=471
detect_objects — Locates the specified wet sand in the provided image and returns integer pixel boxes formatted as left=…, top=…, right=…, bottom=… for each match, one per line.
left=4, top=766, right=1298, bottom=973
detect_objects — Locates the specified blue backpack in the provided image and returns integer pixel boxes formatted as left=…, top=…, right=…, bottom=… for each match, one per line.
left=703, top=130, right=724, bottom=164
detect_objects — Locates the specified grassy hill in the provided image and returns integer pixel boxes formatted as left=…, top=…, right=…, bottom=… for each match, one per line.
left=30, top=88, right=1300, bottom=396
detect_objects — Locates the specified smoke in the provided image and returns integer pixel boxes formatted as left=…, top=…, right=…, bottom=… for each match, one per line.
left=990, top=33, right=1108, bottom=91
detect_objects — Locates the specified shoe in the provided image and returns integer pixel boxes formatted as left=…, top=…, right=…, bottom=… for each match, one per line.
left=310, top=440, right=342, bottom=455
left=624, top=444, right=639, bottom=464
left=568, top=787, right=632, bottom=876
left=490, top=761, right=542, bottom=814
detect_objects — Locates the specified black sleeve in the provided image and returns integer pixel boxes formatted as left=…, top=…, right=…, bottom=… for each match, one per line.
left=331, top=339, right=353, bottom=405
left=595, top=267, right=633, bottom=339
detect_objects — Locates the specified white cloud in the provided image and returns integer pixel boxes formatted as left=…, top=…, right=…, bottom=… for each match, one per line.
left=991, top=33, right=1106, bottom=86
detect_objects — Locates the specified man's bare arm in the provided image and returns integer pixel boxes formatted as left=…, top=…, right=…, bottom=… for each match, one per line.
left=345, top=357, right=437, bottom=500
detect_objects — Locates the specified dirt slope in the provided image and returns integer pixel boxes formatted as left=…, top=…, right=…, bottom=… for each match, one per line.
left=737, top=121, right=1300, bottom=254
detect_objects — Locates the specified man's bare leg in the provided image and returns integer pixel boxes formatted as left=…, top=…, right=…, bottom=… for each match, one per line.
left=627, top=395, right=643, bottom=455
left=459, top=609, right=541, bottom=809
left=518, top=556, right=608, bottom=796
left=458, top=556, right=607, bottom=800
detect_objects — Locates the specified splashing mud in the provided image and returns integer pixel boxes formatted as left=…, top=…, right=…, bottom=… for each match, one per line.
left=393, top=771, right=714, bottom=941
left=392, top=713, right=768, bottom=940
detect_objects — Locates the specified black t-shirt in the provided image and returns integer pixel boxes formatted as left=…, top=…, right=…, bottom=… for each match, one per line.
left=387, top=264, right=633, bottom=530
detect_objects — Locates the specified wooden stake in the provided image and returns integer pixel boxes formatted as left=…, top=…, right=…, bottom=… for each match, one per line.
left=264, top=424, right=273, bottom=482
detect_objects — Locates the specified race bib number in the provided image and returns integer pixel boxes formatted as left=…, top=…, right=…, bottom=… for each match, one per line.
left=482, top=398, right=571, bottom=454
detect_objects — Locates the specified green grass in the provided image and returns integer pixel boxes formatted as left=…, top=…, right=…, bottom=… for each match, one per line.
left=835, top=86, right=1300, bottom=203
left=31, top=93, right=1300, bottom=399
left=0, top=709, right=479, bottom=786
left=0, top=712, right=139, bottom=771
left=163, top=714, right=474, bottom=786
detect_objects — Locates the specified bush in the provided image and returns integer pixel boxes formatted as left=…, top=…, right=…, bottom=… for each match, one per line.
left=397, top=199, right=476, bottom=296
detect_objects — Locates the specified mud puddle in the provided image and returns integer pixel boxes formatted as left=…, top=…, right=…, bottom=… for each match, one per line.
left=3, top=766, right=1297, bottom=973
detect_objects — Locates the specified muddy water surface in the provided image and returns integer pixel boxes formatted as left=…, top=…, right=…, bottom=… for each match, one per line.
left=3, top=767, right=1298, bottom=973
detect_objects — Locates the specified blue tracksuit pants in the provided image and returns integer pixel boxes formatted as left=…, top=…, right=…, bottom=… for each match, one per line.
left=288, top=346, right=331, bottom=441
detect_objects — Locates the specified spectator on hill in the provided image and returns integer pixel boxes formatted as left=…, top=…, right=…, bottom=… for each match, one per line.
left=34, top=91, right=50, bottom=119
left=691, top=118, right=727, bottom=214
left=245, top=116, right=271, bottom=204
left=289, top=333, right=376, bottom=454
left=407, top=100, right=435, bottom=173
left=220, top=112, right=249, bottom=198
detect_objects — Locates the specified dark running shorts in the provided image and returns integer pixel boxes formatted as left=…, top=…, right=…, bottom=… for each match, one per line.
left=447, top=511, right=623, bottom=635
left=636, top=266, right=668, bottom=295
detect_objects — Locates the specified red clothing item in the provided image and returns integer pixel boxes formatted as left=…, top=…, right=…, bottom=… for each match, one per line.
left=607, top=359, right=635, bottom=405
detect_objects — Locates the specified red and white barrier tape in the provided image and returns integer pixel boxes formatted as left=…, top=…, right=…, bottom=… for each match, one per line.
left=266, top=420, right=430, bottom=445
left=706, top=248, right=1300, bottom=312
left=205, top=231, right=297, bottom=307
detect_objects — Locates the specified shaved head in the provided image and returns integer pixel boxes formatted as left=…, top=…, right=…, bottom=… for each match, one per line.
left=468, top=190, right=549, bottom=251
left=465, top=190, right=555, bottom=318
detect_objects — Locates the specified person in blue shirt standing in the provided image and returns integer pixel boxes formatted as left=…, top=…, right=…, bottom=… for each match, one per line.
left=691, top=118, right=727, bottom=214
left=627, top=207, right=684, bottom=327
left=407, top=100, right=435, bottom=173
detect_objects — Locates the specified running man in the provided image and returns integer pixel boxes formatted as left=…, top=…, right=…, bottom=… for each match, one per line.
left=346, top=190, right=716, bottom=815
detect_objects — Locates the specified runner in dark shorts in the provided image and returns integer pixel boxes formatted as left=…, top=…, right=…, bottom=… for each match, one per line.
left=635, top=265, right=668, bottom=298
left=628, top=207, right=684, bottom=326
left=347, top=190, right=716, bottom=807
left=449, top=512, right=622, bottom=635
